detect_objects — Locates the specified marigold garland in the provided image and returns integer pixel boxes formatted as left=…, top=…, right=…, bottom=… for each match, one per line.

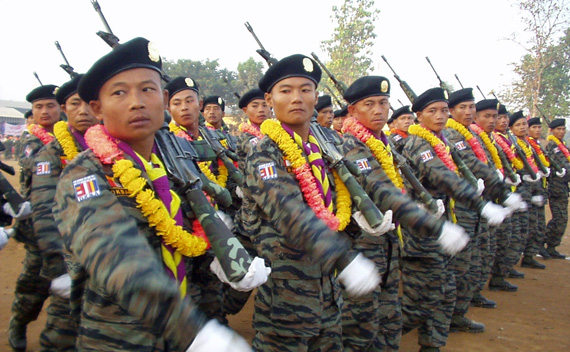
left=53, top=121, right=79, bottom=161
left=84, top=124, right=207, bottom=257
left=343, top=117, right=404, bottom=190
left=493, top=132, right=524, bottom=170
left=390, top=128, right=408, bottom=139
left=446, top=119, right=488, bottom=164
left=527, top=137, right=550, bottom=167
left=28, top=124, right=54, bottom=145
left=239, top=122, right=264, bottom=139
left=516, top=138, right=539, bottom=173
left=260, top=120, right=351, bottom=231
left=547, top=135, right=570, bottom=163
left=408, top=124, right=457, bottom=172
left=470, top=124, right=503, bottom=174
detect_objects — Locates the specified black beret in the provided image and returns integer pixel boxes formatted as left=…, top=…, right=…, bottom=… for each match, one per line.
left=315, top=95, right=333, bottom=112
left=448, top=88, right=474, bottom=108
left=509, top=110, right=526, bottom=126
left=258, top=54, right=321, bottom=93
left=78, top=37, right=163, bottom=103
left=333, top=109, right=342, bottom=118
left=498, top=103, right=509, bottom=115
left=475, top=99, right=500, bottom=112
left=334, top=105, right=349, bottom=118
left=202, top=96, right=225, bottom=112
left=24, top=110, right=33, bottom=119
left=238, top=88, right=265, bottom=109
left=164, top=76, right=199, bottom=102
left=549, top=118, right=565, bottom=129
left=55, top=74, right=84, bottom=105
left=26, top=84, right=58, bottom=103
left=412, top=87, right=448, bottom=113
left=528, top=117, right=541, bottom=127
left=343, top=76, right=390, bottom=105
left=389, top=105, right=413, bottom=123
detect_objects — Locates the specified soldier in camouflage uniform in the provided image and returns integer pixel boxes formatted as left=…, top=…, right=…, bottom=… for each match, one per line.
left=544, top=118, right=570, bottom=258
left=29, top=74, right=99, bottom=351
left=332, top=105, right=348, bottom=134
left=8, top=84, right=62, bottom=352
left=242, top=54, right=382, bottom=351
left=388, top=105, right=413, bottom=154
left=339, top=76, right=469, bottom=351
left=315, top=94, right=334, bottom=128
left=400, top=87, right=511, bottom=352
left=52, top=37, right=252, bottom=352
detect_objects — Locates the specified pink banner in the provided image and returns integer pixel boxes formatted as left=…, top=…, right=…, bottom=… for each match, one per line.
left=3, top=122, right=26, bottom=136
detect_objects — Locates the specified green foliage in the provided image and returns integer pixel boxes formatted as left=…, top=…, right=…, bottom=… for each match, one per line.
left=236, top=57, right=265, bottom=95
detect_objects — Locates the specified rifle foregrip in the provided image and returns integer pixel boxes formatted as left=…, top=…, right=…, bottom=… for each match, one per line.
left=336, top=165, right=383, bottom=228
left=199, top=173, right=232, bottom=207
left=398, top=164, right=438, bottom=214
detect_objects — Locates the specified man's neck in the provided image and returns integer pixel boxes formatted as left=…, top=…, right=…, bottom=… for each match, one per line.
left=284, top=122, right=310, bottom=143
left=129, top=136, right=155, bottom=162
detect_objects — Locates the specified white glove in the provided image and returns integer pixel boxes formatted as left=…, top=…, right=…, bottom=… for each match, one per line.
left=476, top=178, right=485, bottom=196
left=187, top=319, right=251, bottom=352
left=50, top=273, right=71, bottom=299
left=337, top=253, right=381, bottom=297
left=216, top=210, right=234, bottom=232
left=556, top=168, right=566, bottom=178
left=480, top=202, right=510, bottom=226
left=531, top=195, right=544, bottom=206
left=210, top=256, right=271, bottom=292
left=496, top=169, right=504, bottom=181
left=0, top=227, right=11, bottom=251
left=3, top=201, right=32, bottom=220
left=522, top=174, right=540, bottom=183
left=437, top=222, right=470, bottom=255
left=503, top=193, right=527, bottom=212
left=435, top=199, right=446, bottom=219
left=504, top=174, right=521, bottom=187
left=542, top=167, right=550, bottom=178
left=352, top=210, right=394, bottom=236
left=235, top=186, right=244, bottom=199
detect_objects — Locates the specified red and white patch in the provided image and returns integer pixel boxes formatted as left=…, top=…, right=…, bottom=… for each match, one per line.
left=73, top=175, right=101, bottom=202
left=553, top=147, right=560, bottom=154
left=393, top=134, right=402, bottom=142
left=355, top=158, right=371, bottom=171
left=35, top=161, right=51, bottom=175
left=455, top=141, right=466, bottom=150
left=24, top=145, right=33, bottom=157
left=420, top=150, right=434, bottom=162
left=258, top=162, right=277, bottom=181
left=249, top=137, right=259, bottom=145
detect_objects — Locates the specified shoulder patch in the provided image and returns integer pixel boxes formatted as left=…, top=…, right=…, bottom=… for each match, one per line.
left=420, top=150, right=434, bottom=162
left=393, top=134, right=402, bottom=142
left=355, top=158, right=371, bottom=171
left=553, top=147, right=560, bottom=153
left=36, top=161, right=51, bottom=175
left=73, top=175, right=102, bottom=202
left=455, top=141, right=466, bottom=150
left=258, top=162, right=277, bottom=181
left=24, top=145, right=33, bottom=157
left=249, top=137, right=259, bottom=145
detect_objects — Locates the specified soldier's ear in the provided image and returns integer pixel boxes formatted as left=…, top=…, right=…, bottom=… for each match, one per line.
left=416, top=111, right=423, bottom=124
left=60, top=104, right=67, bottom=115
left=199, top=99, right=204, bottom=110
left=89, top=100, right=103, bottom=122
left=164, top=89, right=170, bottom=109
left=347, top=104, right=355, bottom=115
left=265, top=92, right=273, bottom=108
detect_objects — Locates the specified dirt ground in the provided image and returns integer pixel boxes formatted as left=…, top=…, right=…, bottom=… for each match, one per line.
left=0, top=157, right=569, bottom=351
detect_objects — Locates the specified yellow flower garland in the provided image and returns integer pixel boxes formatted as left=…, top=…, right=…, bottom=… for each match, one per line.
left=446, top=119, right=488, bottom=164
left=527, top=137, right=550, bottom=167
left=547, top=135, right=570, bottom=163
left=470, top=124, right=503, bottom=171
left=408, top=124, right=457, bottom=172
left=54, top=121, right=79, bottom=161
left=516, top=138, right=539, bottom=173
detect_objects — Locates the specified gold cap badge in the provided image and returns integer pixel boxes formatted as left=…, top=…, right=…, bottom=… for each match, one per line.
left=53, top=87, right=59, bottom=95
left=148, top=42, right=160, bottom=62
left=217, top=97, right=223, bottom=105
left=443, top=90, right=449, bottom=100
left=496, top=102, right=500, bottom=110
left=302, top=58, right=314, bottom=73
left=381, top=80, right=389, bottom=93
left=185, top=78, right=194, bottom=87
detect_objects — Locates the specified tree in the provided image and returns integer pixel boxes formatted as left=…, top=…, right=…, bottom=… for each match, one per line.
left=320, top=0, right=380, bottom=90
left=236, top=57, right=265, bottom=95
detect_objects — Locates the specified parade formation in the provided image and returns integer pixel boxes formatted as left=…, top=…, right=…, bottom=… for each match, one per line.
left=0, top=3, right=569, bottom=352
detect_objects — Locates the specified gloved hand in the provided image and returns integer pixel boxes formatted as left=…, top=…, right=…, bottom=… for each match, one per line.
left=50, top=273, right=71, bottom=299
left=352, top=210, right=394, bottom=236
left=480, top=202, right=510, bottom=226
left=438, top=222, right=469, bottom=255
left=434, top=199, right=446, bottom=219
left=210, top=256, right=271, bottom=292
left=216, top=210, right=234, bottom=232
left=556, top=168, right=566, bottom=178
left=3, top=201, right=32, bottom=220
left=538, top=167, right=550, bottom=178
left=0, top=227, right=12, bottom=251
left=187, top=319, right=251, bottom=352
left=504, top=174, right=521, bottom=187
left=235, top=186, right=244, bottom=199
left=476, top=178, right=485, bottom=196
left=496, top=169, right=504, bottom=181
left=522, top=174, right=539, bottom=183
left=337, top=253, right=381, bottom=297
left=502, top=193, right=527, bottom=212
left=531, top=195, right=544, bottom=206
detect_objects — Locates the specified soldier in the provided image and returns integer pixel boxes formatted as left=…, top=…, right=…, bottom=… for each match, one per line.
left=52, top=37, right=252, bottom=351
left=237, top=88, right=268, bottom=169
left=315, top=94, right=334, bottom=128
left=544, top=118, right=569, bottom=258
left=388, top=105, right=414, bottom=154
left=332, top=105, right=348, bottom=134
left=166, top=76, right=202, bottom=141
left=339, top=76, right=469, bottom=351
left=401, top=87, right=510, bottom=352
left=242, top=54, right=381, bottom=351
left=7, top=83, right=61, bottom=352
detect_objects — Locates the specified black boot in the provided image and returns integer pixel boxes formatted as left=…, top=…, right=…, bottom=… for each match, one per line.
left=508, top=267, right=525, bottom=279
left=489, top=276, right=518, bottom=292
left=9, top=317, right=26, bottom=352
left=450, top=315, right=485, bottom=333
left=546, top=246, right=567, bottom=259
left=470, top=292, right=497, bottom=308
left=521, top=256, right=546, bottom=269
left=419, top=347, right=440, bottom=352
left=538, top=246, right=551, bottom=259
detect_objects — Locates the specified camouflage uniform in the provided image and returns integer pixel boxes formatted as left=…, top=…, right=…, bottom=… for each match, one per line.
left=545, top=139, right=570, bottom=249
left=401, top=133, right=484, bottom=349
left=242, top=136, right=358, bottom=352
left=53, top=149, right=209, bottom=351
left=340, top=131, right=446, bottom=351
left=388, top=130, right=408, bottom=155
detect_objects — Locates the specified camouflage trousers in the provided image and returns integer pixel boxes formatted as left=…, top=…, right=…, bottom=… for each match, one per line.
left=546, top=195, right=569, bottom=247
left=186, top=252, right=225, bottom=323
left=525, top=203, right=547, bottom=257
left=491, top=216, right=517, bottom=278
left=341, top=237, right=402, bottom=351
left=40, top=294, right=77, bottom=351
left=505, top=184, right=532, bottom=267
left=475, top=220, right=494, bottom=292
left=401, top=255, right=456, bottom=348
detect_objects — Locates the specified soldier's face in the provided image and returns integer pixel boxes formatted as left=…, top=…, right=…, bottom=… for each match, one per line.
left=90, top=68, right=166, bottom=149
left=475, top=109, right=497, bottom=133
left=510, top=118, right=528, bottom=137
left=62, top=93, right=98, bottom=134
left=332, top=116, right=345, bottom=132
left=417, top=101, right=449, bottom=134
left=168, top=89, right=201, bottom=129
left=265, top=77, right=318, bottom=127
left=449, top=101, right=475, bottom=126
left=393, top=114, right=414, bottom=133
left=496, top=114, right=509, bottom=132
left=349, top=96, right=390, bottom=135
left=203, top=104, right=224, bottom=128
left=528, top=124, right=542, bottom=139
left=243, top=99, right=270, bottom=126
left=317, top=106, right=334, bottom=128
left=32, top=98, right=60, bottom=128
left=551, top=126, right=566, bottom=140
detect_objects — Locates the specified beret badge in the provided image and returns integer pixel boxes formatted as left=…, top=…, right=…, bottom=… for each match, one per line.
left=303, top=58, right=314, bottom=73
left=147, top=42, right=160, bottom=62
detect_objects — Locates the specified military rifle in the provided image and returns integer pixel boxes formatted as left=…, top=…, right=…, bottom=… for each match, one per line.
left=507, top=131, right=539, bottom=180
left=323, top=83, right=344, bottom=108
left=33, top=71, right=43, bottom=86
left=54, top=41, right=78, bottom=78
left=495, top=146, right=519, bottom=182
left=90, top=0, right=120, bottom=48
left=244, top=21, right=278, bottom=67
left=222, top=77, right=241, bottom=100
left=0, top=141, right=25, bottom=212
left=397, top=99, right=405, bottom=107
left=381, top=55, right=417, bottom=104
left=311, top=52, right=348, bottom=98
left=476, top=86, right=486, bottom=99
left=425, top=57, right=445, bottom=89
left=454, top=74, right=464, bottom=89
left=199, top=126, right=244, bottom=187
left=154, top=125, right=251, bottom=282
left=532, top=104, right=564, bottom=173
left=528, top=140, right=552, bottom=175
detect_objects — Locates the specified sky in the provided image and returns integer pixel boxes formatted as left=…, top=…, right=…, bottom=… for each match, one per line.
left=0, top=0, right=531, bottom=108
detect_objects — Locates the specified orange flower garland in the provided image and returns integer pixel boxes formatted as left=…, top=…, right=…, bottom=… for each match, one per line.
left=28, top=124, right=54, bottom=145
left=390, top=128, right=408, bottom=139
left=470, top=124, right=503, bottom=174
left=239, top=122, right=264, bottom=139
left=527, top=137, right=550, bottom=167
left=409, top=124, right=457, bottom=172
left=493, top=132, right=524, bottom=170
left=445, top=119, right=488, bottom=164
left=547, top=135, right=570, bottom=162
left=516, top=138, right=539, bottom=173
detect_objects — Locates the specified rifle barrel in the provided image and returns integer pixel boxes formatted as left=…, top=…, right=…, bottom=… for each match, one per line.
left=91, top=0, right=114, bottom=35
left=454, top=74, right=464, bottom=89
left=33, top=71, right=43, bottom=86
